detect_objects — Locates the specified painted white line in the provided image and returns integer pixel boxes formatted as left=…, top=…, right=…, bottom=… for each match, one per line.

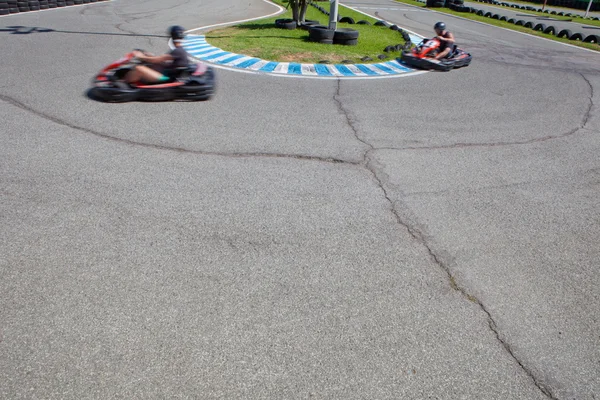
left=204, top=62, right=428, bottom=79
left=301, top=64, right=319, bottom=75
left=273, top=63, right=289, bottom=74
left=389, top=0, right=600, bottom=54
left=0, top=0, right=114, bottom=18
left=344, top=64, right=369, bottom=76
left=226, top=56, right=255, bottom=66
left=247, top=60, right=270, bottom=71
left=185, top=0, right=286, bottom=34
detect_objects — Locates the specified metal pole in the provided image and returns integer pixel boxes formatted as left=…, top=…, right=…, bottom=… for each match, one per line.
left=584, top=0, right=593, bottom=18
left=329, top=0, right=339, bottom=30
left=541, top=0, right=547, bottom=12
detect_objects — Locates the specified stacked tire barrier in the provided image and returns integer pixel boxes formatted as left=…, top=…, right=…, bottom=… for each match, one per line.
left=308, top=1, right=413, bottom=54
left=471, top=0, right=600, bottom=19
left=0, top=0, right=109, bottom=16
left=466, top=0, right=600, bottom=44
left=479, top=0, right=599, bottom=12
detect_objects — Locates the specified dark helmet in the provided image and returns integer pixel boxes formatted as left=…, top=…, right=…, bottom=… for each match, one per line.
left=434, top=22, right=446, bottom=31
left=169, top=25, right=185, bottom=40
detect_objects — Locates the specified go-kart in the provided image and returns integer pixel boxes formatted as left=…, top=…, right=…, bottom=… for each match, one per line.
left=400, top=38, right=472, bottom=71
left=89, top=50, right=216, bottom=102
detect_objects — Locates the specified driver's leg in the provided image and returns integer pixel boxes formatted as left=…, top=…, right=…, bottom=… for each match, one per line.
left=435, top=48, right=451, bottom=60
left=125, top=65, right=165, bottom=84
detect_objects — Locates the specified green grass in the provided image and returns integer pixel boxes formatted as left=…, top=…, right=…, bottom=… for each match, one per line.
left=205, top=0, right=408, bottom=64
left=394, top=0, right=600, bottom=51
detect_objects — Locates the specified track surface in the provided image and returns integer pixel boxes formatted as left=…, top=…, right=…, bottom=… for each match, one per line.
left=1, top=0, right=599, bottom=399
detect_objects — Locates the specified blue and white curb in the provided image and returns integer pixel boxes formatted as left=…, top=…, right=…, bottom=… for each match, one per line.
left=183, top=35, right=424, bottom=79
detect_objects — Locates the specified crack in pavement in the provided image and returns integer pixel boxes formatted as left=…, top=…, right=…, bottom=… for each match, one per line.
left=333, top=79, right=558, bottom=399
left=374, top=72, right=595, bottom=151
left=1, top=73, right=594, bottom=399
left=0, top=94, right=353, bottom=166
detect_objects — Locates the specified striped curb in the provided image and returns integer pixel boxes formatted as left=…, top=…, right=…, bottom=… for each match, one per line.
left=183, top=35, right=423, bottom=78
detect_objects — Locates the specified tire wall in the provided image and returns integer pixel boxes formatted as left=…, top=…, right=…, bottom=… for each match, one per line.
left=0, top=0, right=110, bottom=16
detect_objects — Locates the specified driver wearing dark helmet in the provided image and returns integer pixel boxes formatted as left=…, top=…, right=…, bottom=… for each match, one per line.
left=125, top=25, right=190, bottom=84
left=433, top=22, right=455, bottom=60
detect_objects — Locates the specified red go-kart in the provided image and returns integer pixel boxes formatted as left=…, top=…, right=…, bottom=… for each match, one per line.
left=89, top=50, right=216, bottom=102
left=400, top=38, right=472, bottom=71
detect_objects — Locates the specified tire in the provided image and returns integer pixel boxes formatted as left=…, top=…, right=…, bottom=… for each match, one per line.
left=454, top=0, right=464, bottom=4
left=499, top=15, right=507, bottom=21
left=507, top=18, right=515, bottom=23
left=308, top=26, right=335, bottom=41
left=275, top=18, right=297, bottom=30
left=484, top=11, right=492, bottom=17
left=389, top=24, right=401, bottom=31
left=557, top=29, right=572, bottom=38
left=18, top=6, right=28, bottom=10
left=374, top=21, right=389, bottom=26
left=334, top=38, right=358, bottom=45
left=543, top=26, right=556, bottom=35
left=29, top=5, right=39, bottom=9
left=384, top=45, right=396, bottom=52
left=533, top=23, right=546, bottom=31
left=491, top=13, right=500, bottom=19
left=515, top=20, right=525, bottom=26
left=0, top=8, right=8, bottom=14
left=318, top=39, right=333, bottom=45
left=333, top=28, right=359, bottom=40
left=476, top=9, right=484, bottom=15
left=356, top=20, right=371, bottom=25
left=339, top=16, right=355, bottom=24
left=583, top=34, right=600, bottom=43
left=9, top=7, right=18, bottom=12
left=569, top=32, right=583, bottom=41
left=432, top=1, right=444, bottom=6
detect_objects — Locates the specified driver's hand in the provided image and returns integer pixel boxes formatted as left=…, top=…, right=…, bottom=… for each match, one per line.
left=132, top=50, right=145, bottom=59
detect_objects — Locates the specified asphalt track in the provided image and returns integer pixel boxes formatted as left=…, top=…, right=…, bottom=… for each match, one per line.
left=0, top=0, right=599, bottom=399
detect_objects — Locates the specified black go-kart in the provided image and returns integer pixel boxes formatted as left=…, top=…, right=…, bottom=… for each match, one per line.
left=89, top=50, right=216, bottom=102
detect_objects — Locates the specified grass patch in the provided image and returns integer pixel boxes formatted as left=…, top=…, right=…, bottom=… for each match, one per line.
left=394, top=0, right=600, bottom=51
left=468, top=1, right=600, bottom=27
left=205, top=0, right=408, bottom=64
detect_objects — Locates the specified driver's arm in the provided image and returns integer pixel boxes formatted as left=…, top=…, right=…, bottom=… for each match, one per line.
left=438, top=32, right=455, bottom=44
left=138, top=53, right=174, bottom=64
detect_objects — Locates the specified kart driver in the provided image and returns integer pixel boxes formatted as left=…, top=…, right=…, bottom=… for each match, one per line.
left=433, top=22, right=455, bottom=60
left=124, top=25, right=190, bottom=85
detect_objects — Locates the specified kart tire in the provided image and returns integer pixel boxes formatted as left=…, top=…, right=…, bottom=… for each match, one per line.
left=491, top=13, right=500, bottom=19
left=583, top=34, right=600, bottom=43
left=484, top=11, right=492, bottom=17
left=374, top=21, right=390, bottom=26
left=91, top=87, right=138, bottom=103
left=557, top=29, right=572, bottom=38
left=334, top=28, right=359, bottom=40
left=534, top=23, right=546, bottom=31
left=515, top=20, right=525, bottom=26
left=524, top=21, right=534, bottom=28
left=499, top=16, right=507, bottom=21
left=389, top=24, right=401, bottom=31
left=357, top=20, right=371, bottom=25
left=543, top=26, right=556, bottom=35
left=339, top=16, right=355, bottom=23
left=569, top=32, right=583, bottom=41
left=476, top=9, right=484, bottom=15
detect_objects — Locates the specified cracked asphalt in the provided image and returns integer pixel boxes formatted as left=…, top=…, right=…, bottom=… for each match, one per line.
left=1, top=0, right=599, bottom=398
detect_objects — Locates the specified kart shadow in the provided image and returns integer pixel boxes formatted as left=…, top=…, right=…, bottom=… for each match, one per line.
left=0, top=25, right=165, bottom=38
